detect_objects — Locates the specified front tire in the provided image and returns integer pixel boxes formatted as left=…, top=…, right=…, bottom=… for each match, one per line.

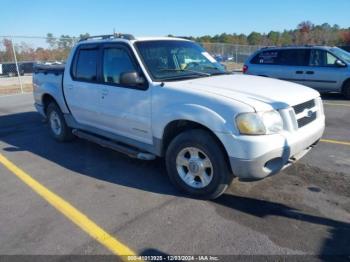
left=165, top=129, right=234, bottom=199
left=46, top=102, right=74, bottom=142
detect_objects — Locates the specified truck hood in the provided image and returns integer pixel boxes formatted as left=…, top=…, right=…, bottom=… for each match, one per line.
left=166, top=74, right=320, bottom=111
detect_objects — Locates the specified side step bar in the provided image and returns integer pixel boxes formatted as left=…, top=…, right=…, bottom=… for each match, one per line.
left=72, top=129, right=156, bottom=160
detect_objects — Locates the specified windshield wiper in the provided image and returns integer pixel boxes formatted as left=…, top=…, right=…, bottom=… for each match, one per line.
left=210, top=71, right=232, bottom=76
left=158, top=68, right=211, bottom=77
left=202, top=66, right=231, bottom=75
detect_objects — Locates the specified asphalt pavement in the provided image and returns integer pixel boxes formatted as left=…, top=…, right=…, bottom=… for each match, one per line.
left=0, top=93, right=349, bottom=260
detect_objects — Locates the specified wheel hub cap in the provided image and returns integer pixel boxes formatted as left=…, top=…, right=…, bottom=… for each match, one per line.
left=176, top=147, right=213, bottom=189
left=189, top=160, right=200, bottom=174
left=49, top=111, right=62, bottom=136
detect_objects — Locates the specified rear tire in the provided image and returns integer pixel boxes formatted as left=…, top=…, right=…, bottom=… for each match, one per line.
left=343, top=81, right=350, bottom=100
left=165, top=129, right=234, bottom=199
left=46, top=102, right=74, bottom=142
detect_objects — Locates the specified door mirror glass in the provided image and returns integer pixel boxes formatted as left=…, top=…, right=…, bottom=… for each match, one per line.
left=120, top=71, right=145, bottom=87
left=335, top=59, right=346, bottom=67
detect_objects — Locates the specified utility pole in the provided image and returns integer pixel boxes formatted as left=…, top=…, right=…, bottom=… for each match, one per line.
left=11, top=37, right=23, bottom=94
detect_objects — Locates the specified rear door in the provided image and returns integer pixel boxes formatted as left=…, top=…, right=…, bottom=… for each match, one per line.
left=303, top=49, right=345, bottom=92
left=63, top=44, right=103, bottom=128
left=98, top=43, right=152, bottom=144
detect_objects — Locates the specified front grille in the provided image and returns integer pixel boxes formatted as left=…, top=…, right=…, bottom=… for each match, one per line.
left=292, top=99, right=317, bottom=129
left=297, top=112, right=317, bottom=128
left=293, top=99, right=316, bottom=114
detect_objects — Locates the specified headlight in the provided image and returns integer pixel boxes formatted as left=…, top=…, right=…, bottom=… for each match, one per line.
left=236, top=113, right=266, bottom=135
left=261, top=110, right=284, bottom=134
left=236, top=110, right=283, bottom=135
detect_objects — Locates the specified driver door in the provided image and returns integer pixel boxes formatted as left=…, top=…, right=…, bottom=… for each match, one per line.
left=97, top=44, right=152, bottom=144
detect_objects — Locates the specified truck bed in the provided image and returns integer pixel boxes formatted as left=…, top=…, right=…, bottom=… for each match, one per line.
left=34, top=64, right=65, bottom=75
left=33, top=64, right=66, bottom=114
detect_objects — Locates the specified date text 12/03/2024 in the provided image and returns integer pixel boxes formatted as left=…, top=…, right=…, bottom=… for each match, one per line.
left=127, top=255, right=220, bottom=261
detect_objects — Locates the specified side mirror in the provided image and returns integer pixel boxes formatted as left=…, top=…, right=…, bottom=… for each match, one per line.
left=335, top=59, right=346, bottom=67
left=120, top=71, right=146, bottom=87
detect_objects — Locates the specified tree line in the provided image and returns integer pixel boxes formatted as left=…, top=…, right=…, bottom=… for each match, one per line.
left=187, top=21, right=350, bottom=46
left=0, top=33, right=89, bottom=63
left=1, top=21, right=350, bottom=63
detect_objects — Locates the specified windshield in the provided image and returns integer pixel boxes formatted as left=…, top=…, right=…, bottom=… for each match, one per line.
left=330, top=47, right=350, bottom=63
left=134, top=40, right=227, bottom=81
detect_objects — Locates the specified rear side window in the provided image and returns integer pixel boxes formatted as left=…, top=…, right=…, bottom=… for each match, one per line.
left=251, top=51, right=279, bottom=65
left=278, top=49, right=309, bottom=66
left=251, top=49, right=309, bottom=66
left=75, top=49, right=98, bottom=81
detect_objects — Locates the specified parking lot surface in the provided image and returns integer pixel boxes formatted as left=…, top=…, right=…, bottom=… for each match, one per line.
left=0, top=75, right=32, bottom=87
left=0, top=93, right=349, bottom=259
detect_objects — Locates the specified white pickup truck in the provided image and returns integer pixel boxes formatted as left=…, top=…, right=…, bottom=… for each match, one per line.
left=33, top=34, right=325, bottom=199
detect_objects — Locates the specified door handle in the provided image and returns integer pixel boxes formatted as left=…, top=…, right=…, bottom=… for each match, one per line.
left=306, top=71, right=315, bottom=75
left=295, top=71, right=304, bottom=74
left=67, top=84, right=74, bottom=90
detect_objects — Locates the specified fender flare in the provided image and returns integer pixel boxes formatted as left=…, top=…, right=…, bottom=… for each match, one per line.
left=40, top=82, right=70, bottom=114
left=153, top=103, right=232, bottom=140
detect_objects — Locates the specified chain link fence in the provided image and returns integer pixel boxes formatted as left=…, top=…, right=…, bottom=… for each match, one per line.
left=200, top=43, right=262, bottom=71
left=0, top=36, right=77, bottom=95
left=0, top=36, right=261, bottom=95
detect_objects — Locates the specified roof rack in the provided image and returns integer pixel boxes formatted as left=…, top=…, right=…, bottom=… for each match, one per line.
left=79, top=33, right=135, bottom=42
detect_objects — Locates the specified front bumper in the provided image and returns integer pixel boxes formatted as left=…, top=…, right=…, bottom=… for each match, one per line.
left=229, top=136, right=321, bottom=180
left=217, top=116, right=325, bottom=180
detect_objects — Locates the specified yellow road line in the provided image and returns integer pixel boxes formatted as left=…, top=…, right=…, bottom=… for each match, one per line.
left=0, top=153, right=137, bottom=260
left=321, top=139, right=350, bottom=146
left=324, top=102, right=350, bottom=107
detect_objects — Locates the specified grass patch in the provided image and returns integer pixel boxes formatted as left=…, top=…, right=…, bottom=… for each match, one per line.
left=0, top=84, right=33, bottom=95
left=222, top=62, right=243, bottom=72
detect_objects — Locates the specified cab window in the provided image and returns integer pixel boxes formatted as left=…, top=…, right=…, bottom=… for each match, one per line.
left=102, top=48, right=137, bottom=84
left=75, top=49, right=98, bottom=81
